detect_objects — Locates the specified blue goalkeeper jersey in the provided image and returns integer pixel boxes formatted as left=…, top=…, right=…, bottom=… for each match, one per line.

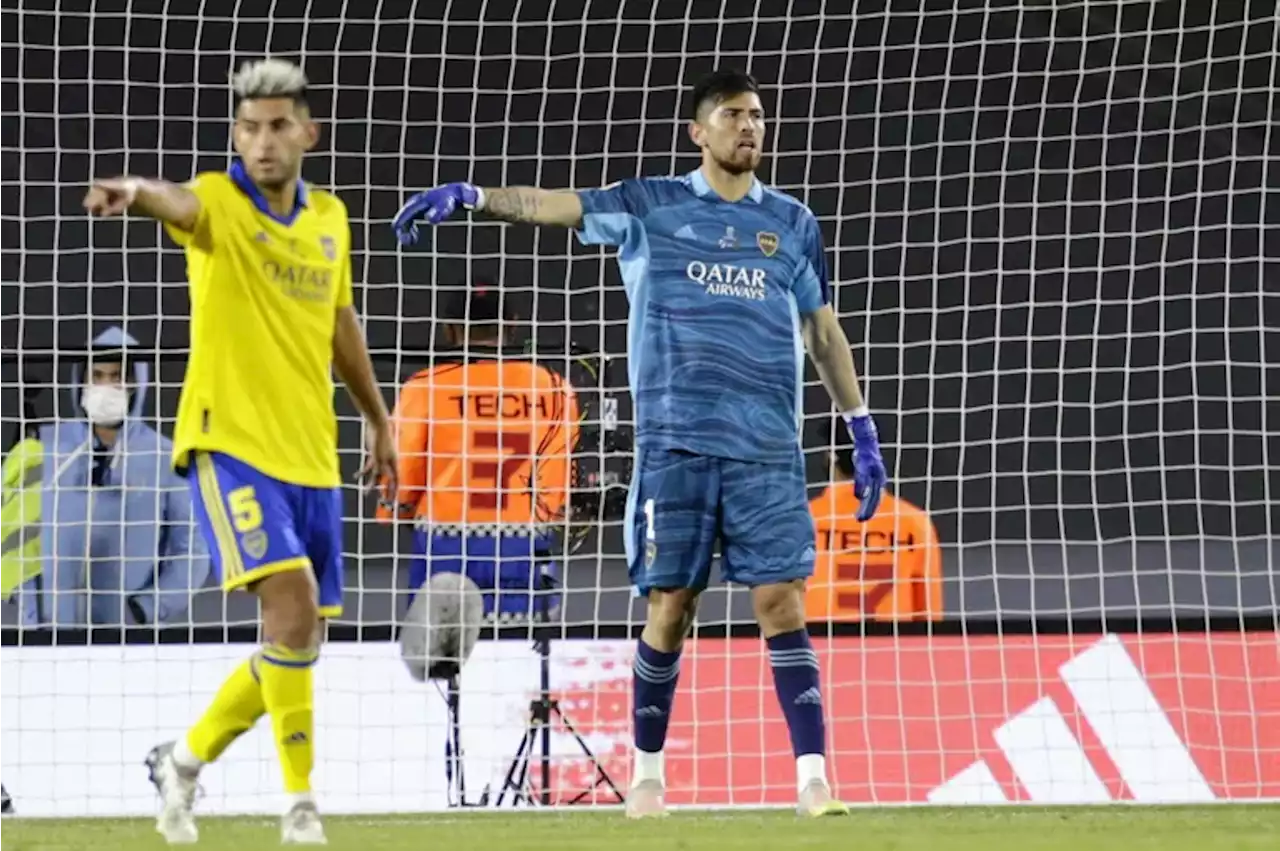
left=575, top=170, right=831, bottom=465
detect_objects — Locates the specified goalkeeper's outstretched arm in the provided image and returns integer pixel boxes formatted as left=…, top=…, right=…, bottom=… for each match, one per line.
left=475, top=187, right=584, bottom=228
left=391, top=182, right=583, bottom=243
left=82, top=177, right=200, bottom=232
left=801, top=304, right=866, bottom=413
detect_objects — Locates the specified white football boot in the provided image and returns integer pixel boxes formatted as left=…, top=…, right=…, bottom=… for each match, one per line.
left=797, top=778, right=850, bottom=817
left=145, top=742, right=200, bottom=844
left=625, top=778, right=668, bottom=819
left=281, top=798, right=328, bottom=845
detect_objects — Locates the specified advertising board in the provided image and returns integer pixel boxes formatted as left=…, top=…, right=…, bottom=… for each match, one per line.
left=2, top=632, right=1274, bottom=816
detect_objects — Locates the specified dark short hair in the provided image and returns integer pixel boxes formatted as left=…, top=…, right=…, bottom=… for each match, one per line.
left=688, top=69, right=762, bottom=119
left=439, top=284, right=514, bottom=325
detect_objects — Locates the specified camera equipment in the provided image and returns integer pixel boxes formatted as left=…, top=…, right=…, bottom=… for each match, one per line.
left=437, top=583, right=624, bottom=809
left=486, top=631, right=625, bottom=808
left=399, top=572, right=485, bottom=683
left=522, top=337, right=634, bottom=555
left=415, top=336, right=630, bottom=807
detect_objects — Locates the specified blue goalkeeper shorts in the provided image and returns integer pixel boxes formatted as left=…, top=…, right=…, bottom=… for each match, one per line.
left=623, top=447, right=817, bottom=595
left=188, top=450, right=345, bottom=617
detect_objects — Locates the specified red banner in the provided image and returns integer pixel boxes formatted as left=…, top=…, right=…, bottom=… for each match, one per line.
left=547, top=632, right=1280, bottom=805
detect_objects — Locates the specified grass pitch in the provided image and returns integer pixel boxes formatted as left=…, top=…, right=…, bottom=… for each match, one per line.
left=2, top=805, right=1277, bottom=851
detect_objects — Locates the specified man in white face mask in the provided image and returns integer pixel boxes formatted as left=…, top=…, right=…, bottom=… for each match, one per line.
left=9, top=326, right=210, bottom=626
left=81, top=358, right=132, bottom=453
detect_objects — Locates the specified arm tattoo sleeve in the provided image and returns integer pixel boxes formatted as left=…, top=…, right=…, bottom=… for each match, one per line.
left=482, top=188, right=544, bottom=223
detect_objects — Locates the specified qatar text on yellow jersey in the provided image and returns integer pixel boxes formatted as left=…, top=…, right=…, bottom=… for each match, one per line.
left=165, top=161, right=353, bottom=488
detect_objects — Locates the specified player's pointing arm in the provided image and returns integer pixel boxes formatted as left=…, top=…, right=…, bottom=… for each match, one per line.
left=82, top=176, right=201, bottom=233
left=392, top=182, right=584, bottom=245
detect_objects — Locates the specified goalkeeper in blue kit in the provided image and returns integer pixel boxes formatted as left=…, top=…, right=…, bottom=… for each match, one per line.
left=393, top=69, right=888, bottom=817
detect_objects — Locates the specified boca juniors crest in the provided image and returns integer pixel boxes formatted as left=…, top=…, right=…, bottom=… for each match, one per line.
left=757, top=231, right=779, bottom=257
left=319, top=235, right=337, bottom=261
left=241, top=530, right=269, bottom=560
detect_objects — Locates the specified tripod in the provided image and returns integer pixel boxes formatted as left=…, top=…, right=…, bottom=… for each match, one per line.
left=443, top=634, right=625, bottom=808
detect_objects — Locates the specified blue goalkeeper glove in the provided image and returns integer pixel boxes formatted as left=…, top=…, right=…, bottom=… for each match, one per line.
left=843, top=410, right=888, bottom=522
left=392, top=182, right=485, bottom=246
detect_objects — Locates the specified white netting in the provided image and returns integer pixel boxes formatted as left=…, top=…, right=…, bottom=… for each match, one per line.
left=1, top=0, right=1276, bottom=817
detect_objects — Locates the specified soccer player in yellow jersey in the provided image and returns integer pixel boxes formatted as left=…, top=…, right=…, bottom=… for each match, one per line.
left=82, top=58, right=395, bottom=846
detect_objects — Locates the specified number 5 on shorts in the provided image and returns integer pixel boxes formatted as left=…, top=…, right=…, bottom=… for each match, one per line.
left=228, top=486, right=263, bottom=533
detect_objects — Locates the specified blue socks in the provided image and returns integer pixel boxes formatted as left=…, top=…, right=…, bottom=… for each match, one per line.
left=632, top=631, right=825, bottom=764
left=632, top=639, right=681, bottom=754
left=767, top=629, right=826, bottom=757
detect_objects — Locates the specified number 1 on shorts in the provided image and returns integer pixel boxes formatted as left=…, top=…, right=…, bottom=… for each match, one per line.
left=644, top=497, right=656, bottom=541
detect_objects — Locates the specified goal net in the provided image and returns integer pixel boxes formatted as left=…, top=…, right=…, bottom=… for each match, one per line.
left=1, top=0, right=1276, bottom=818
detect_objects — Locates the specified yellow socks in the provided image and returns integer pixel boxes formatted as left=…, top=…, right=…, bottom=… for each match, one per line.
left=182, top=653, right=267, bottom=765
left=258, top=643, right=319, bottom=795
left=175, top=644, right=318, bottom=798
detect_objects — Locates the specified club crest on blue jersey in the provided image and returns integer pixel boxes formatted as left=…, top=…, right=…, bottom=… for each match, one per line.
left=319, top=235, right=336, bottom=261
left=757, top=231, right=779, bottom=257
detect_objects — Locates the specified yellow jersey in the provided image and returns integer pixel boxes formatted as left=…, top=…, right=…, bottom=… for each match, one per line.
left=165, top=162, right=353, bottom=488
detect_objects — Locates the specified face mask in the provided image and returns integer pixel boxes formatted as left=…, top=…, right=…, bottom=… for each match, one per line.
left=81, top=384, right=130, bottom=425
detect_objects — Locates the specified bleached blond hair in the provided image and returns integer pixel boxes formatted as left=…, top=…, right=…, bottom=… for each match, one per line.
left=230, top=58, right=309, bottom=102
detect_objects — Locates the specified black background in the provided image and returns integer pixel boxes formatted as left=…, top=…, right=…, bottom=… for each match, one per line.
left=2, top=0, right=1276, bottom=627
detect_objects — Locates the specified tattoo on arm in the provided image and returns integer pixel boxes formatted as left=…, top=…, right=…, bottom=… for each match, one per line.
left=482, top=188, right=544, bottom=223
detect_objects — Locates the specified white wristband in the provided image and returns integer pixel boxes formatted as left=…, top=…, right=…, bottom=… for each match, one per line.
left=119, top=178, right=142, bottom=205
left=843, top=405, right=870, bottom=420
left=470, top=185, right=486, bottom=211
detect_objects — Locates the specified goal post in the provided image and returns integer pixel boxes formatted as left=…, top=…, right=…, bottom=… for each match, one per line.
left=1, top=0, right=1276, bottom=817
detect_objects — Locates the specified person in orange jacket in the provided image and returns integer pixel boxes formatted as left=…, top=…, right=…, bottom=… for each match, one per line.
left=377, top=285, right=580, bottom=623
left=807, top=417, right=943, bottom=622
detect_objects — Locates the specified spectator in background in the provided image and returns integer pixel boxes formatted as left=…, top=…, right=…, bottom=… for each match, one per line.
left=0, top=426, right=43, bottom=602
left=807, top=417, right=942, bottom=622
left=9, top=327, right=208, bottom=626
left=378, top=285, right=581, bottom=623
